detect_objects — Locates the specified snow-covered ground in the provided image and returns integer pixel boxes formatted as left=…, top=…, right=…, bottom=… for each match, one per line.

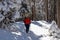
left=0, top=21, right=60, bottom=40
left=0, top=0, right=60, bottom=40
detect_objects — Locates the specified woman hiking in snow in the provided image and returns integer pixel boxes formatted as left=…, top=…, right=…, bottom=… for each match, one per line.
left=23, top=14, right=31, bottom=33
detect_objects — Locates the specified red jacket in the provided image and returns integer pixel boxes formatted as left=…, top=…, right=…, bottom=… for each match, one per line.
left=24, top=18, right=31, bottom=24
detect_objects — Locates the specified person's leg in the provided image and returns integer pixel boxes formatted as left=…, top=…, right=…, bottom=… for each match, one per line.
left=26, top=25, right=30, bottom=33
left=25, top=24, right=28, bottom=33
left=25, top=24, right=30, bottom=33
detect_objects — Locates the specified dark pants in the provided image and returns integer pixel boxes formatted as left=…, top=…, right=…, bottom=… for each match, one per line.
left=25, top=24, right=30, bottom=33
